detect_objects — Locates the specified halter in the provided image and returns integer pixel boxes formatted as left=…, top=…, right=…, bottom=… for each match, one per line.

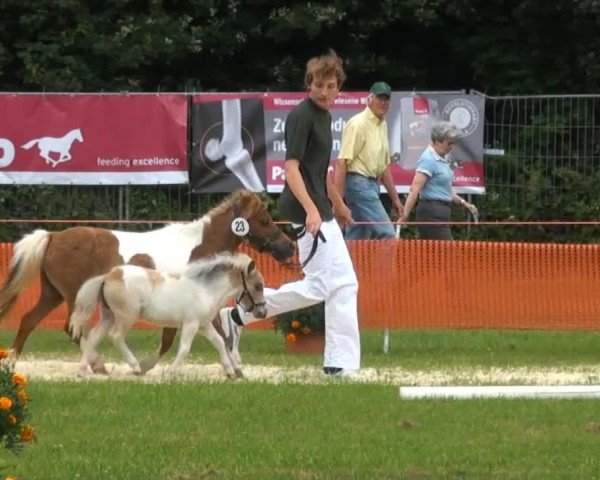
left=232, top=205, right=280, bottom=254
left=292, top=226, right=327, bottom=269
left=237, top=271, right=267, bottom=313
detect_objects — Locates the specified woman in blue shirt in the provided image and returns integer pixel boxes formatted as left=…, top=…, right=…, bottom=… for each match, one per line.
left=400, top=121, right=478, bottom=239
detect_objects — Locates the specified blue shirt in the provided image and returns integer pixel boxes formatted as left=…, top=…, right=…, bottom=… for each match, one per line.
left=416, top=145, right=454, bottom=201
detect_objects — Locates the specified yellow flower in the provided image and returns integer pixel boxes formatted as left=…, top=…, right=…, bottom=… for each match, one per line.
left=5, top=476, right=18, bottom=480
left=11, top=373, right=27, bottom=386
left=17, top=388, right=28, bottom=404
left=0, top=396, right=13, bottom=410
left=20, top=425, right=35, bottom=442
left=290, top=320, right=301, bottom=329
left=7, top=414, right=17, bottom=426
left=0, top=348, right=9, bottom=360
left=286, top=333, right=297, bottom=343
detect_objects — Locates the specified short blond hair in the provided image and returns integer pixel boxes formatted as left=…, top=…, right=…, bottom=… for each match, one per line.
left=304, top=49, right=346, bottom=89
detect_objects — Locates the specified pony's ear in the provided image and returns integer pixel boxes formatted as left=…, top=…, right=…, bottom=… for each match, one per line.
left=247, top=260, right=256, bottom=275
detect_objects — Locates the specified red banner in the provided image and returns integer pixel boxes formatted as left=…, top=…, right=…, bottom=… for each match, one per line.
left=0, top=94, right=188, bottom=185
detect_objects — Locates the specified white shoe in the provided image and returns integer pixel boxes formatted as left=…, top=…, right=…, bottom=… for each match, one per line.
left=218, top=307, right=243, bottom=364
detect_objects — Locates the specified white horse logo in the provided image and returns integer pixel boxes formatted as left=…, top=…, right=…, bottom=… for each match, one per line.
left=21, top=128, right=84, bottom=168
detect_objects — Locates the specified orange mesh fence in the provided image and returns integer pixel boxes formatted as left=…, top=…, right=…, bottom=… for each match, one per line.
left=1, top=240, right=599, bottom=331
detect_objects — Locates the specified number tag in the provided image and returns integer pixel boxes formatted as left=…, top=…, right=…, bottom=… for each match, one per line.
left=231, top=217, right=250, bottom=237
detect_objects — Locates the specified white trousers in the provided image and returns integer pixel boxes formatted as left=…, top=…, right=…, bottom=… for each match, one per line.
left=238, top=219, right=361, bottom=369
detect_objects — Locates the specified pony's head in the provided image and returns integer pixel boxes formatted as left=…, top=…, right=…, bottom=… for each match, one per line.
left=233, top=253, right=267, bottom=318
left=186, top=252, right=267, bottom=318
left=213, top=190, right=296, bottom=263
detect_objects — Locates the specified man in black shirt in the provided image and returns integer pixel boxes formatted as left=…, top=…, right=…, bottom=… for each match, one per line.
left=219, top=50, right=361, bottom=378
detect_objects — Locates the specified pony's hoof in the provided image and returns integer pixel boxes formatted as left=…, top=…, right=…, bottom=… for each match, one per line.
left=91, top=364, right=109, bottom=375
left=234, top=368, right=245, bottom=379
left=132, top=368, right=144, bottom=376
left=138, top=357, right=157, bottom=375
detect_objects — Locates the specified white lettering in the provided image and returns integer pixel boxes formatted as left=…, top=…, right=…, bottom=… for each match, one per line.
left=97, top=156, right=131, bottom=168
left=272, top=165, right=285, bottom=180
left=131, top=157, right=180, bottom=166
left=273, top=98, right=302, bottom=106
left=0, top=139, right=15, bottom=168
left=331, top=117, right=346, bottom=132
left=273, top=117, right=286, bottom=133
left=273, top=140, right=286, bottom=152
left=332, top=139, right=341, bottom=152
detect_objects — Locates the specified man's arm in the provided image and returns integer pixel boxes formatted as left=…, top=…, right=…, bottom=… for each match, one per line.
left=334, top=158, right=348, bottom=199
left=381, top=165, right=404, bottom=217
left=284, top=159, right=321, bottom=235
left=327, top=170, right=353, bottom=227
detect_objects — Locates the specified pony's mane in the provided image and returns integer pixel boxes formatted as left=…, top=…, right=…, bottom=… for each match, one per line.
left=184, top=252, right=250, bottom=280
left=206, top=190, right=265, bottom=220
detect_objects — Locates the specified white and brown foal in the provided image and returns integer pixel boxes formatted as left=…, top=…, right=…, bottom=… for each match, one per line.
left=69, top=252, right=266, bottom=378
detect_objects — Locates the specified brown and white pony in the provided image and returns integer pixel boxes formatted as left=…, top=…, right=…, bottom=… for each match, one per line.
left=70, top=252, right=267, bottom=378
left=0, top=190, right=295, bottom=372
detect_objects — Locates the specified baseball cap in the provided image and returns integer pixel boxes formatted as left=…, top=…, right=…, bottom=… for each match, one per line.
left=369, top=81, right=392, bottom=97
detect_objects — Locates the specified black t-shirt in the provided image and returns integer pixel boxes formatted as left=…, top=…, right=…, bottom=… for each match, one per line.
left=279, top=97, right=334, bottom=224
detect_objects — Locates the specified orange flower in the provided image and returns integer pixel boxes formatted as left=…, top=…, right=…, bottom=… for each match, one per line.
left=7, top=414, right=17, bottom=426
left=20, top=425, right=35, bottom=442
left=0, top=348, right=9, bottom=360
left=17, top=389, right=28, bottom=404
left=302, top=327, right=312, bottom=335
left=286, top=333, right=297, bottom=343
left=5, top=476, right=18, bottom=480
left=290, top=320, right=301, bottom=329
left=11, top=373, right=27, bottom=386
left=0, top=396, right=12, bottom=410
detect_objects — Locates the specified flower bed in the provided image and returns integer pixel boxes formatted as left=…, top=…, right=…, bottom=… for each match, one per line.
left=0, top=348, right=34, bottom=478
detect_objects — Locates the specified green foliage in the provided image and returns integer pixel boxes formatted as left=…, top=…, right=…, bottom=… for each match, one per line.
left=273, top=303, right=325, bottom=338
left=1, top=0, right=598, bottom=93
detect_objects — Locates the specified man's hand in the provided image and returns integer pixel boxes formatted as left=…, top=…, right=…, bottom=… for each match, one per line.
left=391, top=201, right=404, bottom=221
left=334, top=203, right=354, bottom=228
left=398, top=213, right=409, bottom=225
left=305, top=207, right=323, bottom=236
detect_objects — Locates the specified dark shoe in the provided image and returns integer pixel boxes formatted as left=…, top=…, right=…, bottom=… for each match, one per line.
left=323, top=367, right=359, bottom=379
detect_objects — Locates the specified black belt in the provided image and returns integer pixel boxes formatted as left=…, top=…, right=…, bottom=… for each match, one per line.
left=347, top=172, right=377, bottom=180
left=292, top=226, right=326, bottom=269
left=420, top=199, right=451, bottom=206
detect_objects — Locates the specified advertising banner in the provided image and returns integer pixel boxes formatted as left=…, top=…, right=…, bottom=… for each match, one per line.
left=0, top=94, right=188, bottom=185
left=388, top=93, right=485, bottom=193
left=190, top=91, right=485, bottom=194
left=190, top=93, right=266, bottom=192
left=263, top=92, right=369, bottom=192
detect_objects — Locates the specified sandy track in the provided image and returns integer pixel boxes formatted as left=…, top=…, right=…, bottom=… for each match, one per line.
left=13, top=357, right=600, bottom=386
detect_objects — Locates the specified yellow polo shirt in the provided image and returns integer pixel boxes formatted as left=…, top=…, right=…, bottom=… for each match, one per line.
left=338, top=107, right=390, bottom=179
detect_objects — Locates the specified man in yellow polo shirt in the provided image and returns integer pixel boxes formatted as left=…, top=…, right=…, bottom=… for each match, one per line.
left=335, top=81, right=404, bottom=239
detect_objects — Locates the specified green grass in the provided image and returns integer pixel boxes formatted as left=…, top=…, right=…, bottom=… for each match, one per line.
left=12, top=382, right=600, bottom=480
left=2, top=328, right=600, bottom=479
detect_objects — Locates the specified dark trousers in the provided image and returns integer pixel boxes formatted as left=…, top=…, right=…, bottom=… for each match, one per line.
left=415, top=200, right=452, bottom=240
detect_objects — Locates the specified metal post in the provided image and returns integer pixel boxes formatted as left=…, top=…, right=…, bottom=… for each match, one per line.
left=383, top=223, right=402, bottom=354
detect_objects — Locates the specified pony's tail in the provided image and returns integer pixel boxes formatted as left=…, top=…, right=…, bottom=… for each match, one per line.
left=0, top=229, right=50, bottom=320
left=69, top=275, right=106, bottom=341
left=21, top=139, right=39, bottom=150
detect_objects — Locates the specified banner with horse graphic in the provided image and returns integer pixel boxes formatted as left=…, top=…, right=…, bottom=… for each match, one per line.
left=0, top=94, right=188, bottom=185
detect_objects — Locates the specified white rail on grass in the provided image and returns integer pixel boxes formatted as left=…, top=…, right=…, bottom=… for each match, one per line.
left=399, top=385, right=600, bottom=399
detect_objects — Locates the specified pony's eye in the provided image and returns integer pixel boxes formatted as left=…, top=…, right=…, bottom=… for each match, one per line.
left=260, top=219, right=269, bottom=226
left=255, top=283, right=263, bottom=292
